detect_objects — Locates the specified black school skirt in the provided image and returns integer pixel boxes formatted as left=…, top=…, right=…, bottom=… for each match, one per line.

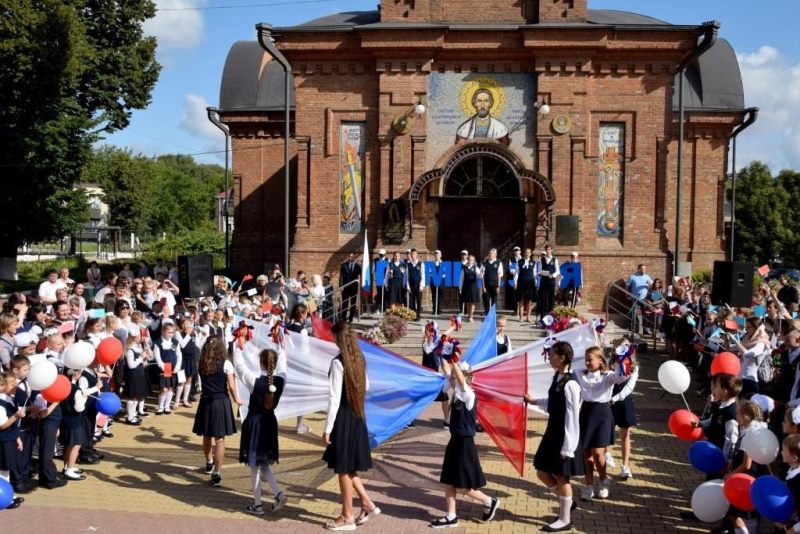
left=192, top=396, right=237, bottom=438
left=580, top=401, right=615, bottom=449
left=322, top=406, right=372, bottom=474
left=612, top=396, right=637, bottom=429
left=440, top=434, right=486, bottom=489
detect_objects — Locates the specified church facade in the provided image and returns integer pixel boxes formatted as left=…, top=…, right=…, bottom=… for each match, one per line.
left=217, top=0, right=747, bottom=306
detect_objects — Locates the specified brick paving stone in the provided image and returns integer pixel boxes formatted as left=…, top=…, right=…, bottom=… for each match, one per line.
left=2, top=346, right=717, bottom=533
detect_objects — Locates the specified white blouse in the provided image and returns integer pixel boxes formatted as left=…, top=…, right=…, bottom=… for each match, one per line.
left=575, top=366, right=631, bottom=403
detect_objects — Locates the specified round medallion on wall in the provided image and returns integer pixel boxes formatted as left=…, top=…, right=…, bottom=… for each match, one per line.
left=551, top=114, right=573, bottom=135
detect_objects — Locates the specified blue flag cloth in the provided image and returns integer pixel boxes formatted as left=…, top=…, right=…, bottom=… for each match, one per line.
left=462, top=304, right=497, bottom=366
left=360, top=340, right=445, bottom=448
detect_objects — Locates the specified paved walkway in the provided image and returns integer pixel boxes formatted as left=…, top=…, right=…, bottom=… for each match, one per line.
left=4, top=348, right=710, bottom=533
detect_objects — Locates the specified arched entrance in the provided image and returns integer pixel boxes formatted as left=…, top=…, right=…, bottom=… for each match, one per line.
left=410, top=143, right=555, bottom=260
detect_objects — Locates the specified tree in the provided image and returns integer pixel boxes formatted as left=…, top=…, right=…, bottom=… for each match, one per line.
left=732, top=161, right=794, bottom=265
left=0, top=1, right=159, bottom=279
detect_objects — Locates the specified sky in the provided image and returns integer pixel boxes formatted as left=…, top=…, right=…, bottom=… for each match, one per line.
left=101, top=0, right=800, bottom=173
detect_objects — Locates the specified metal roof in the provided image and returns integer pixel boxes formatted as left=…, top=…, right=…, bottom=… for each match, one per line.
left=220, top=11, right=743, bottom=113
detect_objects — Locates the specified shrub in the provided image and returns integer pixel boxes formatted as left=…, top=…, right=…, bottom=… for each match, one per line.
left=691, top=268, right=712, bottom=285
left=143, top=227, right=225, bottom=263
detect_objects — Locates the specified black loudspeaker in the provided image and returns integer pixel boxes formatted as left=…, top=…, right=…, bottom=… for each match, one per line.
left=177, top=254, right=214, bottom=298
left=555, top=215, right=579, bottom=246
left=711, top=261, right=754, bottom=308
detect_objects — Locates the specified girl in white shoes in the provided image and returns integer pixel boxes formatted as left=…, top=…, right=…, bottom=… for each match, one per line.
left=576, top=346, right=636, bottom=502
left=524, top=341, right=583, bottom=533
left=430, top=359, right=499, bottom=529
left=608, top=337, right=640, bottom=480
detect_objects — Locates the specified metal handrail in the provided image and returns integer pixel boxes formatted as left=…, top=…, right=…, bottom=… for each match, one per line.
left=605, top=281, right=660, bottom=348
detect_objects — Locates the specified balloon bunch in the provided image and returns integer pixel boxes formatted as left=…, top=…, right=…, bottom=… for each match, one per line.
left=659, top=356, right=795, bottom=524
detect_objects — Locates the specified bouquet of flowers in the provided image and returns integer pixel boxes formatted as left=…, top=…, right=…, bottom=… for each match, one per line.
left=540, top=306, right=586, bottom=333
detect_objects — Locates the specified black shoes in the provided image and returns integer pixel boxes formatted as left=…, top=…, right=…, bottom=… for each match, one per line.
left=204, top=461, right=214, bottom=474
left=40, top=479, right=68, bottom=489
left=430, top=517, right=459, bottom=529
left=482, top=497, right=500, bottom=522
left=211, top=473, right=222, bottom=487
left=8, top=497, right=24, bottom=509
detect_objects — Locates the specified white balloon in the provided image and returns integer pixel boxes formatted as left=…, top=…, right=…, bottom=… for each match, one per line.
left=658, top=360, right=691, bottom=394
left=27, top=361, right=58, bottom=390
left=691, top=479, right=729, bottom=523
left=63, top=341, right=95, bottom=370
left=742, top=427, right=780, bottom=465
left=27, top=354, right=46, bottom=367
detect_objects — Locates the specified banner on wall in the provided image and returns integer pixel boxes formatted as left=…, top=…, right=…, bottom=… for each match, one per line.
left=597, top=123, right=625, bottom=238
left=340, top=123, right=365, bottom=234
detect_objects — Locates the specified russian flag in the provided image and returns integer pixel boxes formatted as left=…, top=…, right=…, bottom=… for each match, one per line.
left=361, top=230, right=371, bottom=298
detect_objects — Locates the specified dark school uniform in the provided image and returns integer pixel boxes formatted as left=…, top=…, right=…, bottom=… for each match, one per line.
left=80, top=369, right=100, bottom=450
left=516, top=258, right=536, bottom=303
left=440, top=384, right=486, bottom=489
left=14, top=378, right=36, bottom=486
left=239, top=375, right=285, bottom=467
left=180, top=336, right=199, bottom=378
left=124, top=348, right=149, bottom=399
left=482, top=259, right=502, bottom=313
left=727, top=424, right=768, bottom=521
left=496, top=335, right=510, bottom=356
left=430, top=261, right=446, bottom=315
left=158, top=338, right=180, bottom=388
left=537, top=256, right=559, bottom=318
left=703, top=400, right=737, bottom=451
left=0, top=394, right=22, bottom=476
left=785, top=468, right=800, bottom=534
left=422, top=341, right=448, bottom=402
left=322, top=356, right=372, bottom=474
left=192, top=359, right=237, bottom=438
left=533, top=372, right=585, bottom=477
left=36, top=395, right=62, bottom=486
left=460, top=264, right=481, bottom=304
left=611, top=379, right=638, bottom=429
left=59, top=381, right=89, bottom=448
left=407, top=260, right=424, bottom=319
left=386, top=261, right=406, bottom=307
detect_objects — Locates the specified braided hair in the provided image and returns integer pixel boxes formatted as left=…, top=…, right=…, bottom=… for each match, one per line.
left=260, top=349, right=278, bottom=410
left=552, top=341, right=574, bottom=391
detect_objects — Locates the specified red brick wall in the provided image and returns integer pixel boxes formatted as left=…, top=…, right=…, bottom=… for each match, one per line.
left=222, top=21, right=739, bottom=306
left=378, top=0, right=585, bottom=23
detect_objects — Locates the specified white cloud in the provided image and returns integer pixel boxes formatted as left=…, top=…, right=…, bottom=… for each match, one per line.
left=736, top=46, right=800, bottom=172
left=179, top=94, right=225, bottom=158
left=144, top=0, right=205, bottom=50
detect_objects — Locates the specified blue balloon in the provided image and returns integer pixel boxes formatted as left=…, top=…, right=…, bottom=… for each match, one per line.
left=688, top=441, right=726, bottom=474
left=0, top=477, right=12, bottom=509
left=751, top=475, right=795, bottom=523
left=97, top=392, right=122, bottom=417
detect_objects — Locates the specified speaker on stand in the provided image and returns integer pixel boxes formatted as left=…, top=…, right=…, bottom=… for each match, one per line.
left=710, top=261, right=754, bottom=308
left=177, top=254, right=214, bottom=298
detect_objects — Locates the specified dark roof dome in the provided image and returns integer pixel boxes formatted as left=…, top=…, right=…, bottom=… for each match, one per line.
left=219, top=41, right=294, bottom=111
left=673, top=38, right=745, bottom=111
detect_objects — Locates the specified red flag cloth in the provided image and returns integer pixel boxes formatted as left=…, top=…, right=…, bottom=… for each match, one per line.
left=472, top=352, right=528, bottom=476
left=724, top=319, right=739, bottom=331
left=758, top=264, right=770, bottom=277
left=243, top=274, right=254, bottom=282
left=311, top=313, right=334, bottom=343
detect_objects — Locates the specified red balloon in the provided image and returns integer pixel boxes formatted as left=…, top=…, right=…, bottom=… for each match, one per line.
left=711, top=352, right=741, bottom=377
left=724, top=473, right=755, bottom=511
left=96, top=337, right=123, bottom=366
left=668, top=409, right=703, bottom=441
left=41, top=375, right=71, bottom=403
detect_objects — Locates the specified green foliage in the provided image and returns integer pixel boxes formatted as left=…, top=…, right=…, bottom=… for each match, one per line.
left=691, top=268, right=712, bottom=285
left=144, top=227, right=225, bottom=262
left=732, top=162, right=800, bottom=267
left=82, top=147, right=225, bottom=237
left=0, top=1, right=159, bottom=258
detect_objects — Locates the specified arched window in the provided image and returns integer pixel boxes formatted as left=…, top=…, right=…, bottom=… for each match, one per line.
left=443, top=154, right=520, bottom=198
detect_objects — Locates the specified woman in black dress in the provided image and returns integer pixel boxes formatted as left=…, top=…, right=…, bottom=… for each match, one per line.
left=239, top=348, right=288, bottom=515
left=516, top=248, right=537, bottom=322
left=192, top=337, right=242, bottom=488
left=384, top=251, right=406, bottom=309
left=322, top=321, right=380, bottom=530
left=459, top=255, right=481, bottom=322
left=524, top=341, right=583, bottom=533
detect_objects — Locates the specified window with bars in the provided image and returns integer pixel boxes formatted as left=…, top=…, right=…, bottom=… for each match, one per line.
left=443, top=154, right=520, bottom=198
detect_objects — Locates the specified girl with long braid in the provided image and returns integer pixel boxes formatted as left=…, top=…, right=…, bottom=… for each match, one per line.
left=322, top=321, right=379, bottom=531
left=238, top=348, right=288, bottom=515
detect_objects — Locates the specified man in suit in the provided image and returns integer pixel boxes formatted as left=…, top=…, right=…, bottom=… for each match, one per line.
left=339, top=252, right=361, bottom=323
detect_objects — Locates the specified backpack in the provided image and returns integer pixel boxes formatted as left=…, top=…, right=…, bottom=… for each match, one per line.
left=757, top=352, right=774, bottom=384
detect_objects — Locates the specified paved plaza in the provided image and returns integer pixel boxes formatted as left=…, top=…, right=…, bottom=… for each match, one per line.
left=5, top=348, right=708, bottom=533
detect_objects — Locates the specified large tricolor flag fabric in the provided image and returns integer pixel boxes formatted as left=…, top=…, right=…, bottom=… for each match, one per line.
left=461, top=304, right=497, bottom=366
left=472, top=351, right=529, bottom=475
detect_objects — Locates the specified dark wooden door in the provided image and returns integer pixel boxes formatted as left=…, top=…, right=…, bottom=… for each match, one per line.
left=437, top=198, right=524, bottom=260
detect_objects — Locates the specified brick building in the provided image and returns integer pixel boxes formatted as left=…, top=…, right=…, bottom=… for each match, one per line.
left=217, top=0, right=747, bottom=306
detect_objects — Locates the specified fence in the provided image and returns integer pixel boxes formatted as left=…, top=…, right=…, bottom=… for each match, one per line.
left=604, top=281, right=660, bottom=349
